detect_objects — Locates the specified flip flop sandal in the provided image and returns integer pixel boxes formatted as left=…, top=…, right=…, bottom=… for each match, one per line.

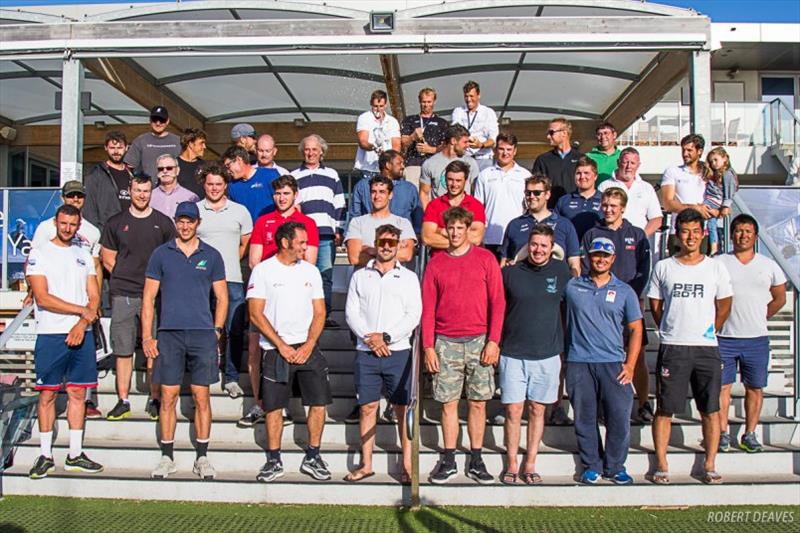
left=500, top=471, right=518, bottom=485
left=344, top=470, right=375, bottom=483
left=648, top=470, right=670, bottom=485
left=520, top=472, right=542, bottom=485
left=703, top=471, right=723, bottom=485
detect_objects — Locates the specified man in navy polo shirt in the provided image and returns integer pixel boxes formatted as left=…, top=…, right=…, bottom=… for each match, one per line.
left=142, top=201, right=228, bottom=481
left=556, top=156, right=603, bottom=241
left=501, top=174, right=580, bottom=276
left=565, top=237, right=643, bottom=485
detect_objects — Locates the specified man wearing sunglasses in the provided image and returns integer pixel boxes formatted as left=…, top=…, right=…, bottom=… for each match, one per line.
left=124, top=106, right=181, bottom=183
left=532, top=118, right=584, bottom=208
left=344, top=224, right=422, bottom=484
left=150, top=154, right=199, bottom=219
left=565, top=237, right=643, bottom=485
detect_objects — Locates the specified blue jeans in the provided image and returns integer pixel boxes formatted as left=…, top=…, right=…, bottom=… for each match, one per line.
left=316, top=237, right=335, bottom=316
left=566, top=361, right=633, bottom=476
left=223, top=282, right=246, bottom=384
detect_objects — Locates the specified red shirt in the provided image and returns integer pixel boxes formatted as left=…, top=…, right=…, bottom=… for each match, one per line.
left=421, top=245, right=505, bottom=348
left=251, top=209, right=320, bottom=262
left=423, top=194, right=486, bottom=228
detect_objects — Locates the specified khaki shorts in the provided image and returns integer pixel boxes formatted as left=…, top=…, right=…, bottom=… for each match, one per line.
left=432, top=335, right=494, bottom=403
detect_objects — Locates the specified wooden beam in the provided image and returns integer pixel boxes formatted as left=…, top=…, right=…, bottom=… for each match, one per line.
left=83, top=58, right=205, bottom=132
left=379, top=55, right=406, bottom=121
left=602, top=51, right=689, bottom=135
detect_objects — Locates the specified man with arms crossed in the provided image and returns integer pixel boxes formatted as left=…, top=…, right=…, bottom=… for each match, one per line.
left=717, top=214, right=786, bottom=453
left=102, top=175, right=176, bottom=421
left=499, top=225, right=569, bottom=485
left=422, top=207, right=505, bottom=484
left=566, top=237, right=643, bottom=485
left=344, top=224, right=422, bottom=483
left=27, top=205, right=103, bottom=478
left=143, top=202, right=228, bottom=480
left=249, top=222, right=332, bottom=482
left=648, top=208, right=733, bottom=485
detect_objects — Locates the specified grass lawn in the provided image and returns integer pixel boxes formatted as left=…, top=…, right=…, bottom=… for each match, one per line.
left=0, top=497, right=797, bottom=532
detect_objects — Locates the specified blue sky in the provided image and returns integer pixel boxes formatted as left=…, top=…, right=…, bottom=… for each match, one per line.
left=2, top=0, right=799, bottom=23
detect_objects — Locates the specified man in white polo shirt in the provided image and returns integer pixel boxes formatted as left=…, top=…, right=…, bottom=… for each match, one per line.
left=599, top=147, right=663, bottom=237
left=660, top=134, right=711, bottom=254
left=717, top=214, right=787, bottom=454
left=473, top=132, right=529, bottom=259
left=194, top=163, right=253, bottom=398
left=344, top=223, right=422, bottom=483
left=353, top=89, right=401, bottom=181
left=451, top=80, right=498, bottom=171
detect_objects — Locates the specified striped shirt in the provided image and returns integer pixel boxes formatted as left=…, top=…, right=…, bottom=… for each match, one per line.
left=291, top=163, right=345, bottom=238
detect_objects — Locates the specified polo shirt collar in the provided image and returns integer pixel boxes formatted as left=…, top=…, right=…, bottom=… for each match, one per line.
left=166, top=238, right=207, bottom=254
left=299, top=162, right=326, bottom=171
left=577, top=272, right=623, bottom=289
left=200, top=198, right=229, bottom=212
left=590, top=146, right=621, bottom=158
left=365, top=259, right=401, bottom=273
left=524, top=211, right=558, bottom=223
left=611, top=171, right=643, bottom=184
left=570, top=189, right=601, bottom=200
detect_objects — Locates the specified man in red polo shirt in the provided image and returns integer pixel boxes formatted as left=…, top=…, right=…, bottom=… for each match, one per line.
left=249, top=175, right=320, bottom=266
left=422, top=160, right=486, bottom=254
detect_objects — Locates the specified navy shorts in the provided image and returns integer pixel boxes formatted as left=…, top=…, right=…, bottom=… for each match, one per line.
left=152, top=330, right=219, bottom=386
left=354, top=349, right=412, bottom=406
left=34, top=332, right=97, bottom=390
left=719, top=336, right=770, bottom=388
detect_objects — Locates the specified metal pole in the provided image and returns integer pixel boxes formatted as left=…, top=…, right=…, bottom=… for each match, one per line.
left=794, top=289, right=799, bottom=421
left=724, top=101, right=729, bottom=145
left=689, top=50, right=712, bottom=140
left=59, top=53, right=85, bottom=185
left=1, top=189, right=8, bottom=290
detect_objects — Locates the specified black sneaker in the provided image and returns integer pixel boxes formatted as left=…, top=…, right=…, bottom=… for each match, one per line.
left=382, top=403, right=396, bottom=424
left=256, top=459, right=285, bottom=483
left=64, top=452, right=104, bottom=474
left=146, top=398, right=160, bottom=421
left=638, top=401, right=655, bottom=423
left=238, top=404, right=265, bottom=428
left=106, top=400, right=131, bottom=421
left=300, top=455, right=332, bottom=481
left=29, top=455, right=55, bottom=479
left=429, top=460, right=457, bottom=484
left=345, top=405, right=361, bottom=423
left=467, top=458, right=494, bottom=485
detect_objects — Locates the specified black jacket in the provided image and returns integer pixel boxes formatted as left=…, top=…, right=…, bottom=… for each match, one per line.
left=532, top=148, right=585, bottom=208
left=83, top=162, right=128, bottom=232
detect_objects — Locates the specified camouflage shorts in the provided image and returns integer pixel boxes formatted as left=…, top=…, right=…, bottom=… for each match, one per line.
left=432, top=335, right=495, bottom=403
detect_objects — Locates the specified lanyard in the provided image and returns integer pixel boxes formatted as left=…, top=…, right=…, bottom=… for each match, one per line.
left=466, top=109, right=478, bottom=131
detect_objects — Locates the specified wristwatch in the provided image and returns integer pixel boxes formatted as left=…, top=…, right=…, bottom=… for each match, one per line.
left=382, top=332, right=391, bottom=344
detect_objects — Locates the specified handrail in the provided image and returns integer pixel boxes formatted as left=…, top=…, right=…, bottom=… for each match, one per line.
left=769, top=97, right=800, bottom=125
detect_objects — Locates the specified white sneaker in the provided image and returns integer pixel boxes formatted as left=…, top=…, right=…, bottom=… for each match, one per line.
left=151, top=455, right=177, bottom=479
left=224, top=382, right=244, bottom=399
left=193, top=456, right=216, bottom=480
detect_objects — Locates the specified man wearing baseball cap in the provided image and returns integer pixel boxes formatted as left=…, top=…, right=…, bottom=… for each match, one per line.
left=231, top=123, right=258, bottom=166
left=142, top=201, right=228, bottom=480
left=564, top=237, right=643, bottom=485
left=125, top=105, right=181, bottom=182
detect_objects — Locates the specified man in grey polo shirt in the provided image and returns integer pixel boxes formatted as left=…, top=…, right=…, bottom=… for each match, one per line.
left=195, top=163, right=253, bottom=398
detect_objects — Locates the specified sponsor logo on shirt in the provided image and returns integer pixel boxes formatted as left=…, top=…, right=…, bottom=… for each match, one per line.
left=605, top=289, right=616, bottom=303
left=250, top=182, right=264, bottom=189
left=546, top=277, right=558, bottom=294
left=122, top=224, right=129, bottom=232
left=76, top=258, right=86, bottom=267
left=247, top=283, right=255, bottom=290
left=670, top=283, right=704, bottom=298
left=703, top=324, right=716, bottom=340
left=624, top=236, right=636, bottom=250
left=660, top=367, right=670, bottom=378
left=196, top=259, right=208, bottom=270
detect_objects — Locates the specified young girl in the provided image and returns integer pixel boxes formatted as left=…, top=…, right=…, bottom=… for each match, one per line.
left=704, top=147, right=738, bottom=254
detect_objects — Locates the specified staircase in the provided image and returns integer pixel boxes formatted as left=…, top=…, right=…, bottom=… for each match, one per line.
left=2, top=282, right=799, bottom=507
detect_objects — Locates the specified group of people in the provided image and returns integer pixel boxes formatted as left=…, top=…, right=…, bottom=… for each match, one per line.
left=25, top=81, right=787, bottom=488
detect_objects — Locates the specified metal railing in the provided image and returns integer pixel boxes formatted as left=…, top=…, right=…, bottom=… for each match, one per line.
left=767, top=98, right=799, bottom=177
left=406, top=245, right=428, bottom=508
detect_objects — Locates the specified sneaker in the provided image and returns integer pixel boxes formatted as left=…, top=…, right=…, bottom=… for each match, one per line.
left=300, top=455, right=331, bottom=481
left=429, top=461, right=457, bottom=484
left=580, top=469, right=601, bottom=485
left=256, top=459, right=285, bottom=483
left=29, top=455, right=55, bottom=479
left=151, top=455, right=177, bottom=479
left=224, top=382, right=244, bottom=399
left=604, top=469, right=634, bottom=485
left=467, top=458, right=494, bottom=485
left=549, top=405, right=572, bottom=426
left=718, top=432, right=731, bottom=453
left=637, top=402, right=655, bottom=423
left=487, top=412, right=506, bottom=425
left=382, top=403, right=397, bottom=424
left=193, top=456, right=216, bottom=480
left=238, top=404, right=265, bottom=428
left=64, top=452, right=103, bottom=474
left=106, top=399, right=131, bottom=421
left=145, top=398, right=160, bottom=421
left=84, top=400, right=102, bottom=419
left=739, top=432, right=763, bottom=453
left=345, top=405, right=361, bottom=423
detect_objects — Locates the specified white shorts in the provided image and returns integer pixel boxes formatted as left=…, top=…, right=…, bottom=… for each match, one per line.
left=499, top=354, right=561, bottom=404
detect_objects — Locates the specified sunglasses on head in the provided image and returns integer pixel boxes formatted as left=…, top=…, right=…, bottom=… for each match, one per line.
left=157, top=166, right=176, bottom=172
left=589, top=242, right=615, bottom=254
left=376, top=238, right=399, bottom=248
left=525, top=190, right=545, bottom=197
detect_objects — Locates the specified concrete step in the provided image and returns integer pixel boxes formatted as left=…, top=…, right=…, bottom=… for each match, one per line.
left=12, top=439, right=799, bottom=478
left=2, top=465, right=798, bottom=506
left=29, top=414, right=800, bottom=449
